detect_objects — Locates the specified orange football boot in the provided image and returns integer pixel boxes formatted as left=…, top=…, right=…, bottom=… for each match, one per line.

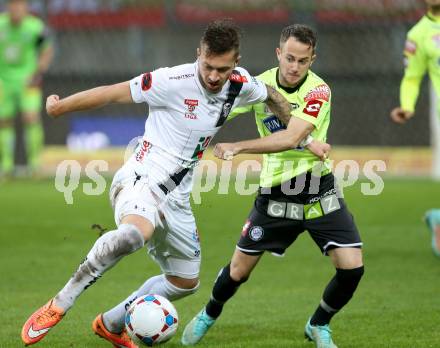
left=21, top=299, right=65, bottom=346
left=92, top=314, right=138, bottom=348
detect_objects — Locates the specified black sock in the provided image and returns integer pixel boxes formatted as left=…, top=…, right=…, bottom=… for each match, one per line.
left=205, top=264, right=247, bottom=319
left=310, top=266, right=364, bottom=326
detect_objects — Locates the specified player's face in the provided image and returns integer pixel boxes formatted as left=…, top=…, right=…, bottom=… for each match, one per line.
left=276, top=37, right=315, bottom=88
left=197, top=45, right=240, bottom=93
left=8, top=0, right=28, bottom=24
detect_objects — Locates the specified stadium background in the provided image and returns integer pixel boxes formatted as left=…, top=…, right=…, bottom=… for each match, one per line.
left=0, top=0, right=433, bottom=175
left=3, top=2, right=440, bottom=348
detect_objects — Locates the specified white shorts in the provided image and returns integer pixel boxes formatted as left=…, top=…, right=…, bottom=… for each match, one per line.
left=111, top=166, right=201, bottom=279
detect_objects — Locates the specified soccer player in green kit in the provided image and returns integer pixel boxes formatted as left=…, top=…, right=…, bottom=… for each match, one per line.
left=182, top=25, right=363, bottom=348
left=390, top=0, right=440, bottom=257
left=0, top=0, right=53, bottom=175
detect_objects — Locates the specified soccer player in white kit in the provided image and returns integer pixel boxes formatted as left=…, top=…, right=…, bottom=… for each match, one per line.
left=21, top=19, right=329, bottom=347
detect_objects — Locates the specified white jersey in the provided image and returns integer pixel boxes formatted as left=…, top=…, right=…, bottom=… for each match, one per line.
left=122, top=61, right=267, bottom=201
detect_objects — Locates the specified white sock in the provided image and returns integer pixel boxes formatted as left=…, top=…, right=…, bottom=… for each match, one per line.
left=54, top=224, right=144, bottom=311
left=103, top=274, right=199, bottom=333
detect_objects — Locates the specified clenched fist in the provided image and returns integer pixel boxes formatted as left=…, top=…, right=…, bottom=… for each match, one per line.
left=213, top=143, right=240, bottom=160
left=390, top=107, right=414, bottom=124
left=46, top=95, right=61, bottom=117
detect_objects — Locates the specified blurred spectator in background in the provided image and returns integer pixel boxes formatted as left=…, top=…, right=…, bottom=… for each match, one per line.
left=0, top=0, right=53, bottom=176
left=390, top=0, right=440, bottom=256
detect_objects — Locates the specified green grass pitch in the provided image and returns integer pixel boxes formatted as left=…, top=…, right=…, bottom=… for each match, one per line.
left=1, top=178, right=440, bottom=347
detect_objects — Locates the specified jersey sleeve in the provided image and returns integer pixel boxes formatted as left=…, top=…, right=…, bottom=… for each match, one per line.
left=129, top=67, right=169, bottom=106
left=36, top=25, right=53, bottom=50
left=235, top=68, right=268, bottom=106
left=400, top=29, right=427, bottom=112
left=293, top=83, right=331, bottom=129
left=31, top=18, right=52, bottom=51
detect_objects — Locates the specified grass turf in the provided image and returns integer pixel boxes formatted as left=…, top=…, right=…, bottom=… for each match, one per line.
left=1, top=177, right=440, bottom=347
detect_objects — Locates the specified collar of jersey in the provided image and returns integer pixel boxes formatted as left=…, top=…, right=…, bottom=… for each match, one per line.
left=7, top=15, right=23, bottom=28
left=427, top=11, right=440, bottom=23
left=276, top=68, right=308, bottom=94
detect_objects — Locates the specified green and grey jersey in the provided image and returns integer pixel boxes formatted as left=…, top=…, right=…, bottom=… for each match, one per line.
left=229, top=68, right=332, bottom=188
left=0, top=13, right=51, bottom=81
left=401, top=12, right=440, bottom=113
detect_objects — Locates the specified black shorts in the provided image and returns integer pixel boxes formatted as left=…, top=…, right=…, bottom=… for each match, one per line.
left=237, top=172, right=362, bottom=256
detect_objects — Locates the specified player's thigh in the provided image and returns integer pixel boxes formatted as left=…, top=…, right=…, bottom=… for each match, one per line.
left=0, top=80, right=18, bottom=122
left=237, top=196, right=304, bottom=257
left=147, top=200, right=201, bottom=280
left=113, top=176, right=161, bottom=240
left=20, top=86, right=42, bottom=123
left=305, top=198, right=362, bottom=256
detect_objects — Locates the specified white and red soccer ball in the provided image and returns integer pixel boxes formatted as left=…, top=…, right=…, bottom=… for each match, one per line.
left=125, top=294, right=178, bottom=346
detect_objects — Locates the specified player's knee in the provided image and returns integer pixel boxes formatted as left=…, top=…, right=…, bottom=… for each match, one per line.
left=22, top=113, right=41, bottom=125
left=336, top=265, right=364, bottom=286
left=166, top=275, right=199, bottom=290
left=229, top=263, right=250, bottom=284
left=120, top=215, right=154, bottom=241
left=164, top=275, right=199, bottom=301
left=88, top=224, right=144, bottom=267
left=116, top=224, right=145, bottom=254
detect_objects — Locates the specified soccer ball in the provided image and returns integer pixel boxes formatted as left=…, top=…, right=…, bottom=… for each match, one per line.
left=125, top=294, right=178, bottom=346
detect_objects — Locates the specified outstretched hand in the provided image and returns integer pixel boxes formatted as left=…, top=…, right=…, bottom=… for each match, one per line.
left=390, top=107, right=413, bottom=124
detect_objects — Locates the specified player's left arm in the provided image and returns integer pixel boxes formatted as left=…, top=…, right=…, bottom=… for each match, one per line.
left=29, top=25, right=54, bottom=87
left=36, top=45, right=54, bottom=76
left=391, top=31, right=427, bottom=123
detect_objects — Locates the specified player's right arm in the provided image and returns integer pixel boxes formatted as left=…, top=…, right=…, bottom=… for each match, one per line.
left=214, top=81, right=331, bottom=159
left=46, top=81, right=133, bottom=118
left=390, top=28, right=427, bottom=124
left=47, top=67, right=168, bottom=117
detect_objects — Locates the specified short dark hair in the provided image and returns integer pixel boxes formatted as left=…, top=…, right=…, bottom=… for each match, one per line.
left=200, top=19, right=241, bottom=57
left=280, top=24, right=317, bottom=52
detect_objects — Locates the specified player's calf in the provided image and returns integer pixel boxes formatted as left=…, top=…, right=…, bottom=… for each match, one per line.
left=206, top=263, right=249, bottom=318
left=310, top=266, right=364, bottom=326
left=54, top=223, right=145, bottom=311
